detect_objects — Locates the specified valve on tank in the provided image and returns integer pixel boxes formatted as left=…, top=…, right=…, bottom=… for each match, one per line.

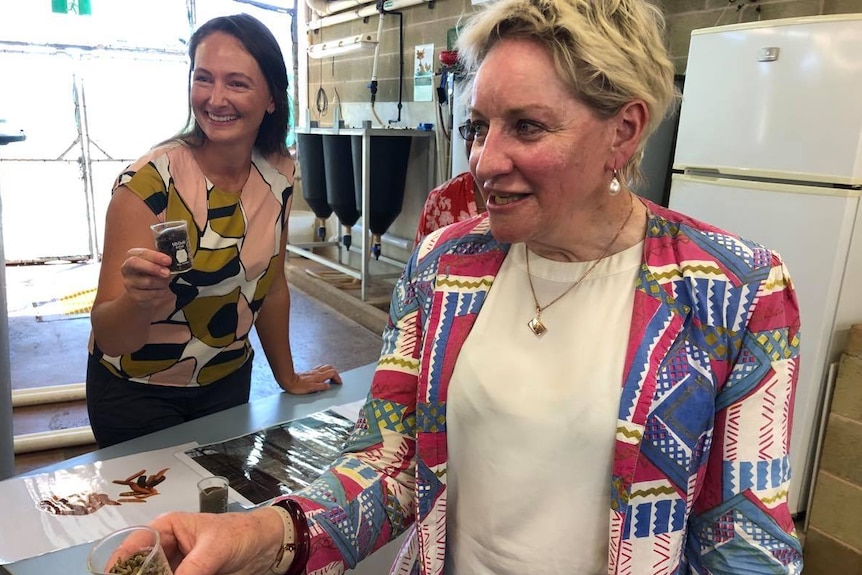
left=341, top=224, right=353, bottom=251
left=371, top=233, right=382, bottom=260
left=314, top=217, right=327, bottom=241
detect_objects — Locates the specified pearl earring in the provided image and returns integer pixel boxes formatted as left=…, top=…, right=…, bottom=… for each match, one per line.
left=609, top=170, right=621, bottom=196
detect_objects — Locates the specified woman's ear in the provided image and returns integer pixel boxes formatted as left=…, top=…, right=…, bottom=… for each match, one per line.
left=610, top=100, right=649, bottom=167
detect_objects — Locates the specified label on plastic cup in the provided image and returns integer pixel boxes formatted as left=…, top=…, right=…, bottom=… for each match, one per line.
left=150, top=220, right=193, bottom=274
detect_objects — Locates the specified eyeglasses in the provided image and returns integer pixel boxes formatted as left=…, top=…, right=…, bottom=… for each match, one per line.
left=457, top=121, right=475, bottom=141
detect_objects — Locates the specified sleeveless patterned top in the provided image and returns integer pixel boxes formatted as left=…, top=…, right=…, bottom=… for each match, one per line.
left=89, top=142, right=293, bottom=386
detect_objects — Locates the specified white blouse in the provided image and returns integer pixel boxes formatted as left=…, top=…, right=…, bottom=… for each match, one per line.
left=445, top=240, right=643, bottom=575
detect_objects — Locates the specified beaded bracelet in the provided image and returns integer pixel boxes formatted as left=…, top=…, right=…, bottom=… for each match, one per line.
left=272, top=499, right=310, bottom=575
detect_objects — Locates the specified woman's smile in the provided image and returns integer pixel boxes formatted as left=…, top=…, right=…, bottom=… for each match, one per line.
left=205, top=112, right=239, bottom=123
left=488, top=193, right=526, bottom=206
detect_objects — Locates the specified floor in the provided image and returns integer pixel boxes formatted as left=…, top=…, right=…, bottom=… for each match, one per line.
left=7, top=256, right=387, bottom=475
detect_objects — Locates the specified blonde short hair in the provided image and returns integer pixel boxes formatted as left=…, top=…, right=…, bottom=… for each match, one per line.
left=457, top=0, right=677, bottom=187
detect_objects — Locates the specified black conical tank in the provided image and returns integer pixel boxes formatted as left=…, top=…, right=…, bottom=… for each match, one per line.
left=322, top=134, right=360, bottom=249
left=322, top=134, right=360, bottom=228
left=351, top=135, right=412, bottom=236
left=296, top=133, right=331, bottom=221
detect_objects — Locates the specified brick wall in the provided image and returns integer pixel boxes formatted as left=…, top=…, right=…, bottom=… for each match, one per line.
left=804, top=324, right=862, bottom=574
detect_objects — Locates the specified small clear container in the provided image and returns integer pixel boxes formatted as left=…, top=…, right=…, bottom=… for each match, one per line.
left=87, top=525, right=173, bottom=575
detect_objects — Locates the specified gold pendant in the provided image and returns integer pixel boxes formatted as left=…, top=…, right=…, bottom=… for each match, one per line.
left=528, top=311, right=547, bottom=337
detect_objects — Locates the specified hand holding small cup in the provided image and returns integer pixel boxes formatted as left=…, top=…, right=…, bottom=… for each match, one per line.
left=88, top=525, right=173, bottom=575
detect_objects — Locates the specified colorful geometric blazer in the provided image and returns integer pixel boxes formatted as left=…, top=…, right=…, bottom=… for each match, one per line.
left=89, top=142, right=293, bottom=386
left=287, top=200, right=804, bottom=575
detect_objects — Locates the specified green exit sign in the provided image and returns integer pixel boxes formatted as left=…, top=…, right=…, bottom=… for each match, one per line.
left=52, top=0, right=92, bottom=15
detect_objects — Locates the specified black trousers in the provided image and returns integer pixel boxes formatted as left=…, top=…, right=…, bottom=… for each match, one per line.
left=86, top=355, right=253, bottom=448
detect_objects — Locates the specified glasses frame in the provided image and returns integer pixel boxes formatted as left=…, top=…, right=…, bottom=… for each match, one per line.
left=457, top=121, right=475, bottom=141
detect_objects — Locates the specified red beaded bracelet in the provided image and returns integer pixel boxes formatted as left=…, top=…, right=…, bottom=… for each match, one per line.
left=274, top=499, right=310, bottom=575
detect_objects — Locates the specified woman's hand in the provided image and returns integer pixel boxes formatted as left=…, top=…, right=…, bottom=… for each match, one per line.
left=150, top=509, right=285, bottom=575
left=120, top=248, right=174, bottom=307
left=279, top=364, right=342, bottom=394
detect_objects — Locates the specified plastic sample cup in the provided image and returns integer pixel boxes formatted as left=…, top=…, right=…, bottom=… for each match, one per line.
left=150, top=220, right=193, bottom=274
left=198, top=476, right=229, bottom=514
left=87, top=525, right=173, bottom=575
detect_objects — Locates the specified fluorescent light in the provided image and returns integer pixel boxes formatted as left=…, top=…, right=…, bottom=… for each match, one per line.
left=307, top=33, right=378, bottom=59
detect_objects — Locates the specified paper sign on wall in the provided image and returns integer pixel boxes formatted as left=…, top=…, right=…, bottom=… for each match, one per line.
left=413, top=43, right=434, bottom=102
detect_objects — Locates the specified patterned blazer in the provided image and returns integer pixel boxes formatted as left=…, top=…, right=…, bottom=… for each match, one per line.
left=288, top=200, right=804, bottom=575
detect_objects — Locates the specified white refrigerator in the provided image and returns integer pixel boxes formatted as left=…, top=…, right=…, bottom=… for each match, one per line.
left=667, top=14, right=862, bottom=515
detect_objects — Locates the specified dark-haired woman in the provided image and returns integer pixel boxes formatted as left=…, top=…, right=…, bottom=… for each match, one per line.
left=87, top=14, right=340, bottom=448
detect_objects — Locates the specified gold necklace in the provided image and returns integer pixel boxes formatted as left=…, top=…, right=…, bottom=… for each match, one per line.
left=526, top=196, right=635, bottom=337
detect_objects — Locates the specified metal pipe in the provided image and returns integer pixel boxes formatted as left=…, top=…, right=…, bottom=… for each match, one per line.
left=285, top=244, right=362, bottom=279
left=73, top=74, right=100, bottom=260
left=0, top=142, right=15, bottom=479
left=11, top=383, right=87, bottom=408
left=307, top=8, right=372, bottom=31
left=305, top=0, right=429, bottom=32
left=0, top=40, right=186, bottom=57
left=0, top=228, right=12, bottom=480
left=13, top=427, right=96, bottom=455
left=305, top=0, right=373, bottom=17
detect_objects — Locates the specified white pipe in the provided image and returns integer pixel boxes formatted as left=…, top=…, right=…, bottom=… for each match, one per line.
left=371, top=12, right=385, bottom=82
left=306, top=0, right=374, bottom=17
left=369, top=12, right=387, bottom=127
left=14, top=427, right=96, bottom=455
left=306, top=0, right=430, bottom=32
left=308, top=7, right=375, bottom=31
left=381, top=232, right=413, bottom=252
left=12, top=383, right=86, bottom=408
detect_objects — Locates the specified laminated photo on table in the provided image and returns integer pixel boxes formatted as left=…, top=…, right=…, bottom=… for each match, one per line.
left=178, top=403, right=362, bottom=507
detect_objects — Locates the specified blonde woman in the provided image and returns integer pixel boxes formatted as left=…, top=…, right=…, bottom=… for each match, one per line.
left=144, top=1, right=803, bottom=573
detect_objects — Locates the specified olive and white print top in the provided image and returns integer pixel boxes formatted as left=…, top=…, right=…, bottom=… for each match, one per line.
left=88, top=142, right=292, bottom=386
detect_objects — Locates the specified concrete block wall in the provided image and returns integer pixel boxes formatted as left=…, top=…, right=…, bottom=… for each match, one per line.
left=305, top=0, right=862, bottom=108
left=305, top=0, right=473, bottom=122
left=296, top=1, right=476, bottom=253
left=804, top=324, right=862, bottom=574
left=293, top=0, right=862, bottom=264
